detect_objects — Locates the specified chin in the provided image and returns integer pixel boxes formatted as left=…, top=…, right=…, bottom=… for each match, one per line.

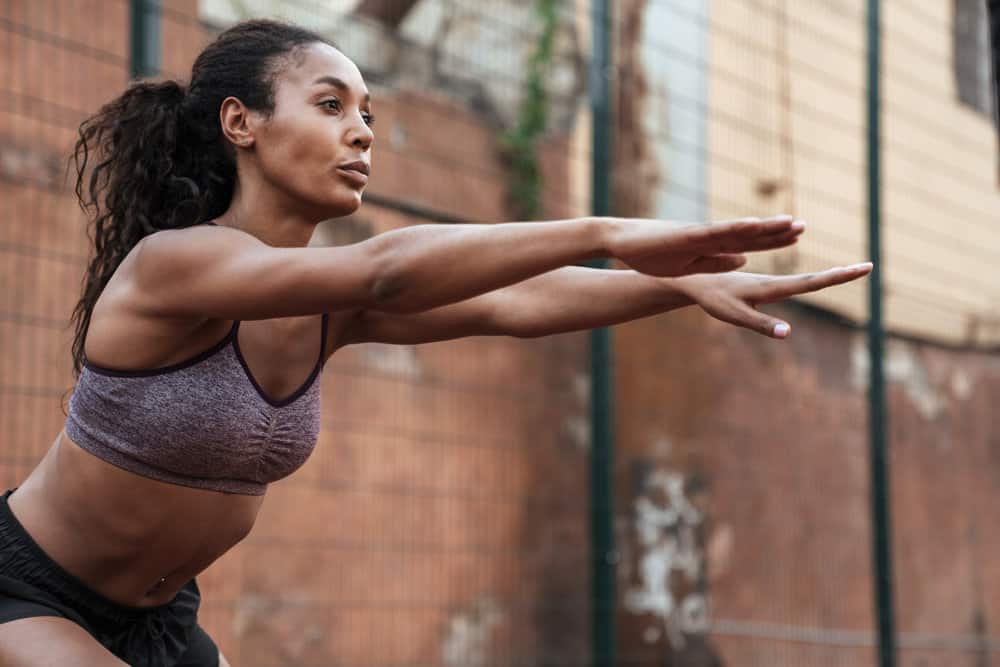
left=322, top=191, right=363, bottom=218
left=340, top=193, right=363, bottom=214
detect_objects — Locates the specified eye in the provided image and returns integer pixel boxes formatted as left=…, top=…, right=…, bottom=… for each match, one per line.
left=321, top=98, right=342, bottom=112
left=362, top=112, right=375, bottom=127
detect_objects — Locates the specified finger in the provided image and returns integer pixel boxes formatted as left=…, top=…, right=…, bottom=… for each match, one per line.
left=715, top=214, right=794, bottom=228
left=736, top=215, right=800, bottom=235
left=684, top=253, right=748, bottom=274
left=688, top=218, right=804, bottom=253
left=757, top=262, right=874, bottom=303
left=732, top=226, right=805, bottom=253
left=716, top=300, right=792, bottom=339
left=759, top=222, right=806, bottom=241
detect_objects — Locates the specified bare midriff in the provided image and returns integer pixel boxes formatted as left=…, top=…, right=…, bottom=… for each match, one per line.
left=7, top=428, right=264, bottom=608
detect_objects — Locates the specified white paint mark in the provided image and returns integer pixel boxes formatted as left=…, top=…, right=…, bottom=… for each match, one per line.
left=360, top=343, right=423, bottom=377
left=572, top=372, right=590, bottom=405
left=706, top=523, right=735, bottom=583
left=232, top=593, right=269, bottom=638
left=624, top=470, right=710, bottom=650
left=563, top=373, right=593, bottom=451
left=443, top=597, right=504, bottom=667
left=951, top=369, right=973, bottom=400
left=851, top=335, right=945, bottom=420
left=563, top=414, right=591, bottom=451
left=651, top=434, right=674, bottom=458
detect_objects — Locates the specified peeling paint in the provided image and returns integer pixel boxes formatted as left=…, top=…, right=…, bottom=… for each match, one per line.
left=706, top=523, right=735, bottom=583
left=562, top=372, right=592, bottom=451
left=572, top=372, right=590, bottom=405
left=651, top=434, right=674, bottom=458
left=232, top=592, right=275, bottom=638
left=442, top=596, right=504, bottom=667
left=624, top=469, right=710, bottom=650
left=232, top=591, right=325, bottom=660
left=359, top=343, right=423, bottom=377
left=562, top=414, right=590, bottom=451
left=951, top=368, right=974, bottom=400
left=0, top=142, right=62, bottom=188
left=851, top=335, right=946, bottom=420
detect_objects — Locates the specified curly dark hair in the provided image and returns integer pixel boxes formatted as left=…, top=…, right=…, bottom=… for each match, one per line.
left=68, top=19, right=332, bottom=377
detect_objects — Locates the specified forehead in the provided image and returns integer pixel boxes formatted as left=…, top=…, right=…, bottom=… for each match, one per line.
left=274, top=42, right=368, bottom=99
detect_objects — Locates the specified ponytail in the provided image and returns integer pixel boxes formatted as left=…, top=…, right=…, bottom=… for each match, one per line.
left=69, top=79, right=230, bottom=376
left=68, top=19, right=328, bottom=377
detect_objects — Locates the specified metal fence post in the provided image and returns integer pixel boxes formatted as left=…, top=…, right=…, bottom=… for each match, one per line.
left=589, top=0, right=615, bottom=665
left=130, top=0, right=160, bottom=79
left=867, top=2, right=896, bottom=666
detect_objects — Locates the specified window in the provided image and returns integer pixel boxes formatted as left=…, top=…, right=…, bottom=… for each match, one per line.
left=954, top=0, right=997, bottom=124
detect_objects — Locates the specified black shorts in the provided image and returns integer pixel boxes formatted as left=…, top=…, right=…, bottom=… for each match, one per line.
left=0, top=489, right=219, bottom=666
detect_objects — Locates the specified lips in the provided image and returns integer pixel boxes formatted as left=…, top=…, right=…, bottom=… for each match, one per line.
left=337, top=160, right=370, bottom=187
left=339, top=161, right=370, bottom=176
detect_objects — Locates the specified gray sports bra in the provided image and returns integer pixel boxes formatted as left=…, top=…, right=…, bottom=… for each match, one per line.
left=66, top=225, right=327, bottom=495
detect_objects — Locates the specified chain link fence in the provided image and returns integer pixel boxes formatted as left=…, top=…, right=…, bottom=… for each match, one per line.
left=2, top=1, right=999, bottom=665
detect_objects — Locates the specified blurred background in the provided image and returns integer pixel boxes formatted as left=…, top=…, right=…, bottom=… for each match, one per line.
left=2, top=0, right=999, bottom=665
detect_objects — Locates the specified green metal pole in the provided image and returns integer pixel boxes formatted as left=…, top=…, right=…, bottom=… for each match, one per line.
left=990, top=1, right=1000, bottom=121
left=130, top=0, right=160, bottom=79
left=866, top=2, right=896, bottom=666
left=589, top=0, right=615, bottom=665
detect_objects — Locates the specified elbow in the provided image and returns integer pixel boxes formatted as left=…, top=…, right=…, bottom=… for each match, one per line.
left=370, top=273, right=408, bottom=311
left=363, top=240, right=414, bottom=313
left=368, top=257, right=424, bottom=314
left=496, top=307, right=543, bottom=339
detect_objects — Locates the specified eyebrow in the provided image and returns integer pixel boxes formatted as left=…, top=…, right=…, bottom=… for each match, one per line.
left=312, top=75, right=371, bottom=103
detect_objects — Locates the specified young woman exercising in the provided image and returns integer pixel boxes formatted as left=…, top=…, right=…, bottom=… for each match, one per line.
left=0, top=19, right=871, bottom=666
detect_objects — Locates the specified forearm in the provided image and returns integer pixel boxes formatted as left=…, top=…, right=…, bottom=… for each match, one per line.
left=365, top=218, right=609, bottom=314
left=499, top=265, right=695, bottom=338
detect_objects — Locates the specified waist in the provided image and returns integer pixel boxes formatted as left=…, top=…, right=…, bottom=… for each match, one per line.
left=9, top=430, right=263, bottom=607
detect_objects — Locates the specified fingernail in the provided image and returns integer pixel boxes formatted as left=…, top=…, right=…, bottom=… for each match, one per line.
left=773, top=323, right=790, bottom=338
left=791, top=220, right=805, bottom=231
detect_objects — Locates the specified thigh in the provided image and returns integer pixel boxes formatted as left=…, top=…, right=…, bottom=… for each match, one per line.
left=174, top=623, right=221, bottom=667
left=0, top=615, right=126, bottom=666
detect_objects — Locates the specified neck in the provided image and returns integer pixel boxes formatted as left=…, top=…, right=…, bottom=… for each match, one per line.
left=214, top=182, right=320, bottom=248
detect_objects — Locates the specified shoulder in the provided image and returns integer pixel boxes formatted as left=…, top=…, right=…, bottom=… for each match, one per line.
left=130, top=224, right=261, bottom=278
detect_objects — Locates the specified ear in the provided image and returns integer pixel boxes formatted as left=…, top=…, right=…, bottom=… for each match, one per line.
left=219, top=96, right=256, bottom=149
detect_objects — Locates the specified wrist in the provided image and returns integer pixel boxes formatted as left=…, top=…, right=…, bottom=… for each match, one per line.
left=590, top=216, right=622, bottom=259
left=665, top=275, right=707, bottom=306
left=658, top=275, right=700, bottom=309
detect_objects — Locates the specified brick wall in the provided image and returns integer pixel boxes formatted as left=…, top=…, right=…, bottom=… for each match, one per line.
left=615, top=303, right=1000, bottom=666
left=5, top=1, right=999, bottom=666
left=0, top=1, right=591, bottom=664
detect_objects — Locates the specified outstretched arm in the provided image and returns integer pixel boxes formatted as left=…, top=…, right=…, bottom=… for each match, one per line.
left=340, top=262, right=872, bottom=345
left=135, top=214, right=801, bottom=321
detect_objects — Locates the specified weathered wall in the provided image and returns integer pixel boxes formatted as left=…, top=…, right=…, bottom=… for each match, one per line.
left=0, top=1, right=593, bottom=664
left=615, top=2, right=1000, bottom=663
left=615, top=302, right=1000, bottom=666
left=7, top=0, right=1000, bottom=665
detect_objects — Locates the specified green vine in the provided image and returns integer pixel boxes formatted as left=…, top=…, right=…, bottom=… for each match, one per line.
left=500, top=0, right=558, bottom=220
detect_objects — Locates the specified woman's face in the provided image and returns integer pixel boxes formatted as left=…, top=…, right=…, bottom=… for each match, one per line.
left=251, top=43, right=375, bottom=219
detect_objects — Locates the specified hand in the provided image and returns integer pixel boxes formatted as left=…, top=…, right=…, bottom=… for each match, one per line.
left=607, top=215, right=805, bottom=277
left=676, top=262, right=874, bottom=338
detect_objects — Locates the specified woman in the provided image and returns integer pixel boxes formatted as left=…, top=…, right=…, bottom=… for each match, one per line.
left=0, top=19, right=870, bottom=667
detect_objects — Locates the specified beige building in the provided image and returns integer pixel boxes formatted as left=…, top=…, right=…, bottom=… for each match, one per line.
left=710, top=0, right=999, bottom=346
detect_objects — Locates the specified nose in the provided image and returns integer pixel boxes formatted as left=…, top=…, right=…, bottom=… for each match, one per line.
left=347, top=113, right=374, bottom=150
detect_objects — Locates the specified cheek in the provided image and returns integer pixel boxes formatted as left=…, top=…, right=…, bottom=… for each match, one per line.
left=261, top=127, right=335, bottom=193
